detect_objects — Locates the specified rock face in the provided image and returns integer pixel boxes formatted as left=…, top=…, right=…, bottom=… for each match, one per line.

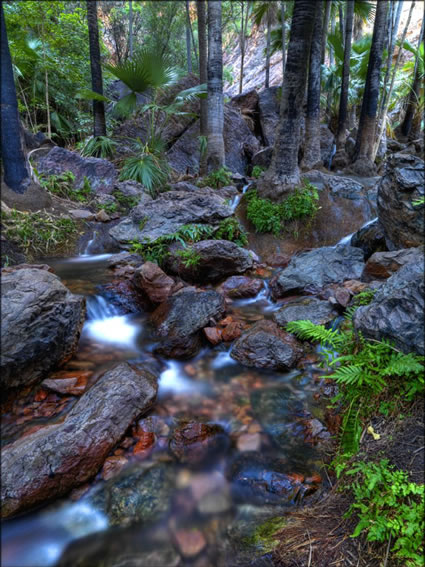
left=363, top=248, right=423, bottom=280
left=109, top=191, right=232, bottom=247
left=251, top=147, right=273, bottom=169
left=151, top=289, right=226, bottom=358
left=220, top=275, right=264, bottom=298
left=354, top=258, right=424, bottom=355
left=230, top=320, right=302, bottom=370
left=1, top=267, right=86, bottom=391
left=270, top=246, right=365, bottom=299
left=37, top=147, right=117, bottom=194
left=1, top=363, right=158, bottom=518
left=377, top=153, right=424, bottom=249
left=166, top=105, right=260, bottom=175
left=273, top=297, right=338, bottom=327
left=133, top=261, right=175, bottom=304
left=166, top=240, right=255, bottom=283
left=351, top=218, right=387, bottom=260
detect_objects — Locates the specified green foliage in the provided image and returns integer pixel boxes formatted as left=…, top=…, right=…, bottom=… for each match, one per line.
left=112, top=190, right=139, bottom=211
left=80, top=136, right=118, bottom=159
left=243, top=516, right=287, bottom=553
left=38, top=171, right=93, bottom=203
left=245, top=181, right=319, bottom=235
left=2, top=207, right=78, bottom=259
left=341, top=459, right=424, bottom=567
left=199, top=166, right=233, bottom=189
left=215, top=217, right=248, bottom=246
left=287, top=319, right=424, bottom=455
left=251, top=165, right=266, bottom=179
left=175, top=247, right=201, bottom=268
left=412, top=196, right=425, bottom=207
left=119, top=139, right=170, bottom=197
left=198, top=135, right=208, bottom=158
left=352, top=288, right=376, bottom=306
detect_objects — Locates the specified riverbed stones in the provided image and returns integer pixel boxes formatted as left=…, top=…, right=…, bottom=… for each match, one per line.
left=1, top=363, right=158, bottom=518
left=273, top=297, right=338, bottom=327
left=151, top=289, right=226, bottom=358
left=354, top=258, right=424, bottom=355
left=377, top=153, right=424, bottom=250
left=133, top=261, right=175, bottom=304
left=109, top=191, right=233, bottom=247
left=1, top=267, right=86, bottom=391
left=230, top=320, right=302, bottom=370
left=169, top=420, right=229, bottom=465
left=269, top=245, right=365, bottom=299
left=166, top=240, right=255, bottom=282
left=219, top=275, right=264, bottom=298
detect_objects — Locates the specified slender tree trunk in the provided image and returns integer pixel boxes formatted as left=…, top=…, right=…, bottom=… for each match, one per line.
left=265, top=9, right=271, bottom=88
left=326, top=11, right=336, bottom=120
left=40, top=19, right=51, bottom=140
left=197, top=0, right=208, bottom=174
left=207, top=0, right=225, bottom=170
left=281, top=1, right=286, bottom=79
left=302, top=1, right=324, bottom=170
left=373, top=1, right=415, bottom=160
left=185, top=0, right=193, bottom=73
left=379, top=0, right=403, bottom=117
left=336, top=0, right=354, bottom=150
left=129, top=0, right=133, bottom=59
left=188, top=2, right=199, bottom=70
left=239, top=1, right=245, bottom=94
left=0, top=3, right=31, bottom=193
left=321, top=0, right=331, bottom=64
left=401, top=18, right=424, bottom=138
left=258, top=0, right=317, bottom=199
left=352, top=0, right=389, bottom=168
left=339, top=4, right=345, bottom=50
left=87, top=0, right=106, bottom=137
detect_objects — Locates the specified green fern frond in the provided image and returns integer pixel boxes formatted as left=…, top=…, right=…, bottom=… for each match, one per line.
left=286, top=320, right=344, bottom=349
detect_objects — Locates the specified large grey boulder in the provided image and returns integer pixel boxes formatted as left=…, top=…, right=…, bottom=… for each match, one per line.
left=273, top=297, right=338, bottom=327
left=151, top=289, right=226, bottom=358
left=1, top=363, right=158, bottom=518
left=354, top=258, right=424, bottom=354
left=37, top=146, right=117, bottom=194
left=230, top=320, right=302, bottom=370
left=1, top=267, right=86, bottom=391
left=377, top=153, right=424, bottom=249
left=109, top=191, right=233, bottom=247
left=165, top=239, right=255, bottom=283
left=270, top=246, right=365, bottom=299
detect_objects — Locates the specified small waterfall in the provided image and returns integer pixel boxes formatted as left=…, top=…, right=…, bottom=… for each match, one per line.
left=86, top=295, right=120, bottom=320
left=327, top=143, right=337, bottom=170
left=81, top=231, right=98, bottom=256
left=336, top=216, right=378, bottom=246
left=84, top=296, right=139, bottom=348
left=229, top=183, right=251, bottom=212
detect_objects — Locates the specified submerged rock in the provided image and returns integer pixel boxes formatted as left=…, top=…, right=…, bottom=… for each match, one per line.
left=230, top=320, right=302, bottom=370
left=354, top=258, right=424, bottom=355
left=151, top=289, right=226, bottom=358
left=273, top=297, right=338, bottom=327
left=169, top=420, right=229, bottom=465
left=377, top=153, right=424, bottom=250
left=1, top=267, right=86, bottom=391
left=269, top=245, right=365, bottom=299
left=109, top=191, right=232, bottom=247
left=1, top=363, right=158, bottom=518
left=220, top=275, right=264, bottom=298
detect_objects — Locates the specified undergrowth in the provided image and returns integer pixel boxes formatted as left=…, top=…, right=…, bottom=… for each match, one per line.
left=246, top=180, right=319, bottom=235
left=198, top=166, right=232, bottom=189
left=251, top=165, right=266, bottom=179
left=38, top=171, right=92, bottom=203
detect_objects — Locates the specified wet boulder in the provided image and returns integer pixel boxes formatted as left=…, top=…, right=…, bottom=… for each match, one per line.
left=1, top=267, right=86, bottom=391
left=36, top=146, right=117, bottom=194
left=219, top=275, right=264, bottom=298
left=109, top=191, right=232, bottom=248
left=1, top=363, right=158, bottom=518
left=151, top=289, right=226, bottom=358
left=354, top=258, right=424, bottom=355
left=169, top=420, right=229, bottom=465
left=377, top=153, right=424, bottom=249
left=363, top=247, right=424, bottom=280
left=273, top=297, right=338, bottom=327
left=166, top=240, right=255, bottom=283
left=351, top=218, right=387, bottom=260
left=133, top=261, right=175, bottom=304
left=230, top=320, right=302, bottom=370
left=269, top=245, right=365, bottom=299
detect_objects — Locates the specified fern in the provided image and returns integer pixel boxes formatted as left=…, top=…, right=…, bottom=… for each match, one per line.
left=286, top=320, right=345, bottom=350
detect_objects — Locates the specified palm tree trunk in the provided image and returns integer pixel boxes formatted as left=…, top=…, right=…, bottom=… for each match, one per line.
left=401, top=18, right=424, bottom=138
left=87, top=0, right=106, bottom=137
left=302, top=0, right=324, bottom=170
left=352, top=0, right=389, bottom=168
left=207, top=0, right=225, bottom=170
left=239, top=1, right=245, bottom=94
left=265, top=8, right=271, bottom=88
left=0, top=2, right=31, bottom=193
left=379, top=1, right=403, bottom=118
left=188, top=2, right=199, bottom=71
left=326, top=10, right=336, bottom=119
left=258, top=0, right=317, bottom=199
left=321, top=0, right=331, bottom=64
left=373, top=1, right=415, bottom=160
left=281, top=1, right=286, bottom=78
left=336, top=0, right=354, bottom=150
left=185, top=0, right=193, bottom=73
left=339, top=4, right=345, bottom=50
left=129, top=0, right=133, bottom=59
left=197, top=0, right=208, bottom=174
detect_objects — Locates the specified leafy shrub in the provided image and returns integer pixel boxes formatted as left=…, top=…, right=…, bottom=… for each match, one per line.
left=340, top=459, right=424, bottom=567
left=286, top=319, right=424, bottom=455
left=215, top=217, right=248, bottom=246
left=38, top=171, right=93, bottom=203
left=176, top=247, right=201, bottom=268
left=245, top=180, right=319, bottom=235
left=119, top=152, right=169, bottom=197
left=112, top=190, right=139, bottom=210
left=251, top=165, right=266, bottom=179
left=80, top=136, right=118, bottom=159
left=198, top=166, right=232, bottom=189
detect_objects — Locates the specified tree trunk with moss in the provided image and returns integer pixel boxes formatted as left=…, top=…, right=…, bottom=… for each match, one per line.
left=87, top=0, right=106, bottom=137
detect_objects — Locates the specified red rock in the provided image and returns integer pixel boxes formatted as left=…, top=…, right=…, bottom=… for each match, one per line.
left=218, top=316, right=234, bottom=327
left=133, top=430, right=155, bottom=452
left=133, top=261, right=175, bottom=304
left=34, top=389, right=48, bottom=402
left=305, top=474, right=322, bottom=484
left=221, top=322, right=242, bottom=342
left=203, top=326, right=222, bottom=345
left=334, top=287, right=351, bottom=307
left=172, top=528, right=207, bottom=558
left=102, top=456, right=128, bottom=480
left=169, top=421, right=228, bottom=464
left=220, top=276, right=263, bottom=298
left=287, top=472, right=305, bottom=483
left=266, top=253, right=291, bottom=268
left=42, top=376, right=88, bottom=396
left=48, top=370, right=93, bottom=381
left=343, top=279, right=368, bottom=294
